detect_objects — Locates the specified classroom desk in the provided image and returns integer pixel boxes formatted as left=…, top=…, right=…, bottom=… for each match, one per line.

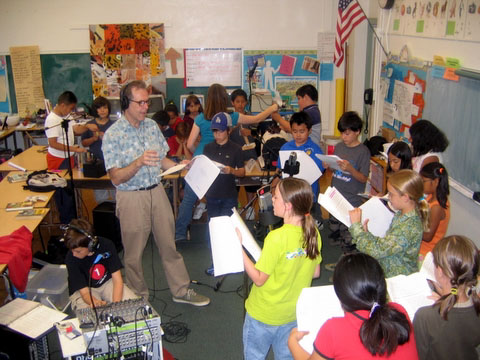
left=0, top=173, right=54, bottom=209
left=0, top=175, right=55, bottom=237
left=15, top=123, right=45, bottom=149
left=0, top=145, right=47, bottom=175
left=0, top=128, right=18, bottom=150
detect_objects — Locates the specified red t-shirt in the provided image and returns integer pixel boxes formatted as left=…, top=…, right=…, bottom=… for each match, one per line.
left=171, top=117, right=183, bottom=131
left=314, top=303, right=418, bottom=359
left=167, top=136, right=180, bottom=157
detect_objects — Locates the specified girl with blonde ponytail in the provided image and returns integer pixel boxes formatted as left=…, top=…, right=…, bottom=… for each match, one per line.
left=348, top=169, right=428, bottom=277
left=238, top=177, right=322, bottom=359
left=413, top=235, right=480, bottom=360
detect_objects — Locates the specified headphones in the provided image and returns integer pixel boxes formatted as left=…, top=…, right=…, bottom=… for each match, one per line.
left=120, top=83, right=132, bottom=111
left=61, top=224, right=99, bottom=252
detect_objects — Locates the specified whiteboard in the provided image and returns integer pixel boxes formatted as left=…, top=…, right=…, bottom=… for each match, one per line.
left=184, top=48, right=242, bottom=87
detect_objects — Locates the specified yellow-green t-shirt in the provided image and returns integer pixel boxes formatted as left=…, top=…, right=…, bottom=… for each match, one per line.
left=245, top=224, right=322, bottom=325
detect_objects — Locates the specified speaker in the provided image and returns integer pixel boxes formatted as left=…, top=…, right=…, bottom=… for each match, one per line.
left=93, top=201, right=123, bottom=252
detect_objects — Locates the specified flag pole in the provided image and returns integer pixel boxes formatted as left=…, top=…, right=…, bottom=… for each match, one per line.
left=355, top=0, right=389, bottom=58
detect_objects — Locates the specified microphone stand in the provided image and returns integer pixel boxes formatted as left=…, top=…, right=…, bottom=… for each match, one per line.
left=45, top=116, right=78, bottom=218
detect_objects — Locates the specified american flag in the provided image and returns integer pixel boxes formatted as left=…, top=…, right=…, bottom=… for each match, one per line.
left=334, top=0, right=366, bottom=67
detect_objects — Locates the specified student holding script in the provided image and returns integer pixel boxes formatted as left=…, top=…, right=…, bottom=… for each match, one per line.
left=349, top=169, right=429, bottom=277
left=288, top=253, right=418, bottom=359
left=238, top=177, right=322, bottom=360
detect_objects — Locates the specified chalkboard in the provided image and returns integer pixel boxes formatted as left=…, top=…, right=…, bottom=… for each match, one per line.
left=7, top=53, right=93, bottom=113
left=423, top=71, right=480, bottom=192
left=40, top=54, right=93, bottom=108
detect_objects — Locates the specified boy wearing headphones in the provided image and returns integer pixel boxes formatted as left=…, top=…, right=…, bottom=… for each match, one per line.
left=64, top=219, right=137, bottom=310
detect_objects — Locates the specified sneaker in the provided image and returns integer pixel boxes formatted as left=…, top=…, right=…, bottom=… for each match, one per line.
left=315, top=219, right=324, bottom=231
left=172, top=288, right=210, bottom=307
left=193, top=202, right=207, bottom=220
left=325, top=262, right=337, bottom=272
left=175, top=230, right=191, bottom=243
left=205, top=265, right=214, bottom=276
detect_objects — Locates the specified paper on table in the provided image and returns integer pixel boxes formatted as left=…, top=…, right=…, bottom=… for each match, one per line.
left=315, top=154, right=348, bottom=174
left=158, top=163, right=187, bottom=177
left=209, top=216, right=244, bottom=277
left=185, top=154, right=221, bottom=199
left=296, top=286, right=344, bottom=354
left=230, top=208, right=261, bottom=261
left=279, top=150, right=322, bottom=185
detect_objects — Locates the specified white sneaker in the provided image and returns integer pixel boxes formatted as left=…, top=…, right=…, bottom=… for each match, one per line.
left=193, top=202, right=207, bottom=220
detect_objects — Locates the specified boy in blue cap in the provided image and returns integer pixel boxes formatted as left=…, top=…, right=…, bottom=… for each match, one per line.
left=203, top=112, right=245, bottom=275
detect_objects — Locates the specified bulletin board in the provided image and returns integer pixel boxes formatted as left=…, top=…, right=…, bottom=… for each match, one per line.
left=242, top=50, right=320, bottom=110
left=380, top=62, right=427, bottom=138
left=184, top=48, right=242, bottom=87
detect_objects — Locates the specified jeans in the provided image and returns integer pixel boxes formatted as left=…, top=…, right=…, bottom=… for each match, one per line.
left=206, top=196, right=238, bottom=219
left=174, top=183, right=198, bottom=240
left=243, top=312, right=296, bottom=360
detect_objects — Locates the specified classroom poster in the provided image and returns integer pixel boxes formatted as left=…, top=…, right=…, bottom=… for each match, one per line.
left=389, top=0, right=480, bottom=41
left=0, top=55, right=9, bottom=113
left=243, top=50, right=319, bottom=110
left=89, top=23, right=166, bottom=98
left=9, top=46, right=45, bottom=117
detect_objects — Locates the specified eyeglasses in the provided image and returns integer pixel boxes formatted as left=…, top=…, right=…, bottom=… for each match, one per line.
left=129, top=99, right=151, bottom=107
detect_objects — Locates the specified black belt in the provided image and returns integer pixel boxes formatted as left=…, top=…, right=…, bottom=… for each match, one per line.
left=136, top=184, right=158, bottom=191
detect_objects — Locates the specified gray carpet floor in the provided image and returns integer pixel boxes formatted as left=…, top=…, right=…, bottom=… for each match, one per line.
left=140, top=221, right=342, bottom=360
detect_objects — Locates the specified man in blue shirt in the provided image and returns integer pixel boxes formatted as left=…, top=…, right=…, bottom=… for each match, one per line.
left=102, top=80, right=209, bottom=307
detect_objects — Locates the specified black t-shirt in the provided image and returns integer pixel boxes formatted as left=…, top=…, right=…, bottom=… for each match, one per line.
left=65, top=237, right=122, bottom=295
left=203, top=140, right=244, bottom=199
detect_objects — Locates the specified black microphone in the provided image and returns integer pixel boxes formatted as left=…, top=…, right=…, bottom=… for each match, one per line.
left=283, top=152, right=300, bottom=177
left=93, top=252, right=111, bottom=265
left=248, top=60, right=258, bottom=79
left=288, top=152, right=297, bottom=167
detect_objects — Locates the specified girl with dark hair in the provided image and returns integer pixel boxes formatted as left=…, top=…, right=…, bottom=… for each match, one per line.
left=239, top=177, right=322, bottom=360
left=81, top=96, right=113, bottom=161
left=387, top=141, right=412, bottom=172
left=349, top=169, right=429, bottom=277
left=288, top=253, right=418, bottom=359
left=418, top=162, right=450, bottom=261
left=413, top=235, right=480, bottom=360
left=182, top=94, right=203, bottom=128
left=409, top=119, right=449, bottom=172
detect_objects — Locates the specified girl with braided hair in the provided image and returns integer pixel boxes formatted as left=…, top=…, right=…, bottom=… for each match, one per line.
left=413, top=235, right=480, bottom=360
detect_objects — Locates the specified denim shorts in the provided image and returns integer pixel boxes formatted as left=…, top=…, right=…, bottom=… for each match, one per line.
left=243, top=312, right=296, bottom=360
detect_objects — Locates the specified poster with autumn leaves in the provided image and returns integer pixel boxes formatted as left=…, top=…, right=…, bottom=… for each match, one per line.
left=89, top=23, right=166, bottom=98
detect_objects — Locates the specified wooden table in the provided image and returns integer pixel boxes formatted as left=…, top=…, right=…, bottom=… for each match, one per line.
left=0, top=128, right=17, bottom=150
left=15, top=123, right=45, bottom=148
left=0, top=145, right=48, bottom=175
